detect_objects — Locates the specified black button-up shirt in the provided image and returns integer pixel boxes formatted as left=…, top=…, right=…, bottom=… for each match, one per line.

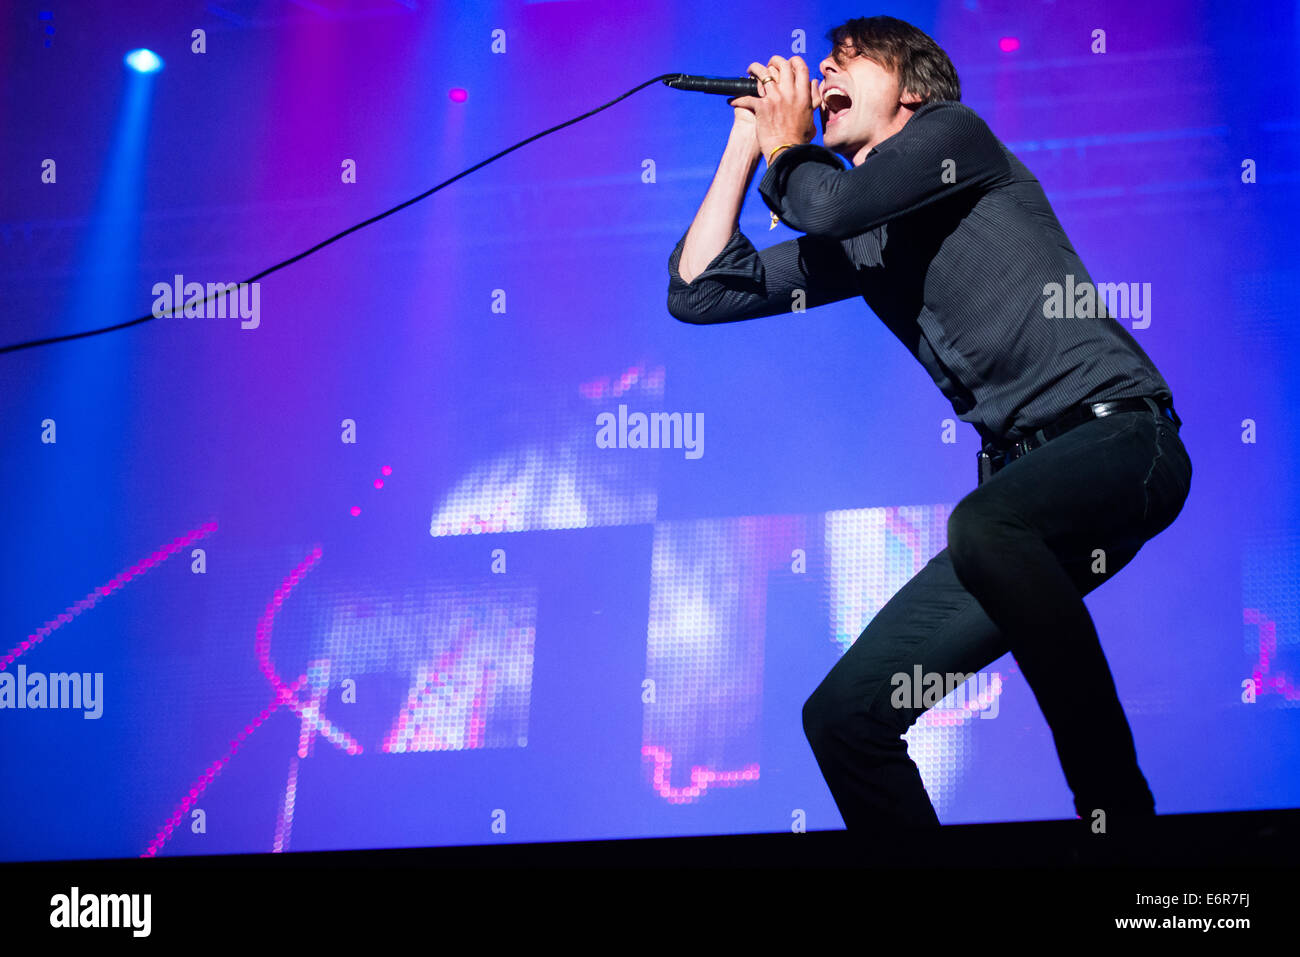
left=667, top=99, right=1173, bottom=446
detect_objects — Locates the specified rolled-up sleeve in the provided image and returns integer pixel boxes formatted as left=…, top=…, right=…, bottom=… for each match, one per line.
left=758, top=101, right=1010, bottom=239
left=667, top=225, right=858, bottom=324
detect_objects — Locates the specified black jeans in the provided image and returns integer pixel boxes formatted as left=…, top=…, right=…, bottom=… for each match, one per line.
left=802, top=398, right=1192, bottom=832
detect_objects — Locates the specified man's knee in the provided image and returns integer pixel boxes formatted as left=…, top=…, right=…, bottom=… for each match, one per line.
left=802, top=684, right=901, bottom=752
left=801, top=688, right=831, bottom=745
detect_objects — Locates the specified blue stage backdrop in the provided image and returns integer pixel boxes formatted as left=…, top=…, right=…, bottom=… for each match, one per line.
left=1, top=0, right=1297, bottom=860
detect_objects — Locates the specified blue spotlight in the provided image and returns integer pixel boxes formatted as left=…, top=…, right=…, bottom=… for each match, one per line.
left=124, top=49, right=163, bottom=73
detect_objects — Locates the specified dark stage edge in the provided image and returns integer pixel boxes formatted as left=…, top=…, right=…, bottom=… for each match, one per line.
left=3, top=807, right=1297, bottom=868
left=3, top=809, right=1296, bottom=941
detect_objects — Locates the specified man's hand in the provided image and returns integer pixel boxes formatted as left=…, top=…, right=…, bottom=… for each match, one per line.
left=728, top=55, right=821, bottom=161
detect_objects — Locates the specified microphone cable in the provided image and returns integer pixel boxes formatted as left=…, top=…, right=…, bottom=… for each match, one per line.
left=1, top=72, right=684, bottom=356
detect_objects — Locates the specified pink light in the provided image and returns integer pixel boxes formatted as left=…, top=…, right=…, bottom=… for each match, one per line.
left=350, top=505, right=361, bottom=516
left=640, top=745, right=760, bottom=803
left=145, top=543, right=366, bottom=857
left=449, top=88, right=467, bottom=102
left=381, top=465, right=392, bottom=476
left=1245, top=608, right=1299, bottom=700
left=374, top=479, right=383, bottom=489
left=999, top=36, right=1020, bottom=52
left=2, top=519, right=218, bottom=671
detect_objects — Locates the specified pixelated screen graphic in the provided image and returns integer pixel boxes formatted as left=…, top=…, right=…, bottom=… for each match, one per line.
left=2, top=1, right=1298, bottom=861
left=642, top=515, right=806, bottom=803
left=431, top=365, right=664, bottom=536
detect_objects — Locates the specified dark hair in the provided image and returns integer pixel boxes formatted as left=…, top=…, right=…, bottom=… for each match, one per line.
left=825, top=15, right=961, bottom=103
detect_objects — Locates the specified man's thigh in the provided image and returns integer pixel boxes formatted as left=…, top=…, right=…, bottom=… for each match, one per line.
left=814, top=547, right=1010, bottom=735
left=957, top=410, right=1157, bottom=588
left=968, top=411, right=1153, bottom=546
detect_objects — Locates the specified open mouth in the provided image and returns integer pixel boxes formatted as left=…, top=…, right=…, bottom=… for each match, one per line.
left=822, top=87, right=852, bottom=125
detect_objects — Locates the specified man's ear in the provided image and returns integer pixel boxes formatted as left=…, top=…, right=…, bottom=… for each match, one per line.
left=900, top=87, right=925, bottom=109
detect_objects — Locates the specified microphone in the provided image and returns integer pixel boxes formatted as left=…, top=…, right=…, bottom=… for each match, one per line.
left=661, top=74, right=759, bottom=97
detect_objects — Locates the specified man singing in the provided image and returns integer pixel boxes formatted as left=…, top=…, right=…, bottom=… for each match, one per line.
left=666, top=16, right=1192, bottom=842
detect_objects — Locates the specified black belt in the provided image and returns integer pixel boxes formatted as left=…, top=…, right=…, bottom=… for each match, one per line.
left=978, top=395, right=1180, bottom=484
